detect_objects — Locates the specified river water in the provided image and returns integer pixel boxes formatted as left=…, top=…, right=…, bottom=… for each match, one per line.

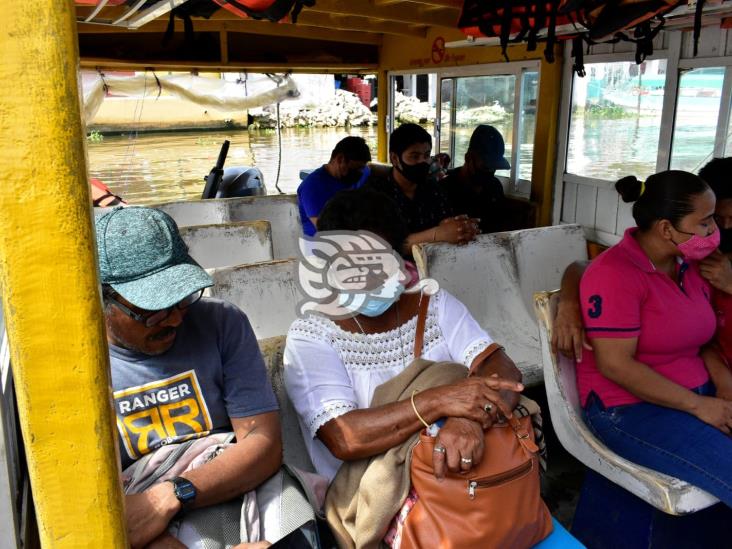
left=87, top=114, right=721, bottom=205
left=87, top=126, right=378, bottom=205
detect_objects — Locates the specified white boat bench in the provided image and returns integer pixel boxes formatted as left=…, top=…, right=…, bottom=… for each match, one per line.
left=152, top=195, right=302, bottom=261
left=206, top=259, right=300, bottom=341
left=179, top=221, right=273, bottom=270
left=534, top=290, right=718, bottom=514
left=258, top=336, right=315, bottom=473
left=412, top=225, right=588, bottom=386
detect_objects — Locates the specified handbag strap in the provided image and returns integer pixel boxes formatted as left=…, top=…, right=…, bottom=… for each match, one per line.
left=413, top=294, right=432, bottom=359
left=507, top=415, right=539, bottom=455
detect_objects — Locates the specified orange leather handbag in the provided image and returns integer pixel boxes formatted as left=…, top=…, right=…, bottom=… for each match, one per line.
left=400, top=295, right=553, bottom=548
left=400, top=416, right=553, bottom=549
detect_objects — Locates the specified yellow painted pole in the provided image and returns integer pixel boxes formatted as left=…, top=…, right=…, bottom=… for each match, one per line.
left=376, top=68, right=389, bottom=162
left=0, top=1, right=127, bottom=547
left=531, top=47, right=563, bottom=227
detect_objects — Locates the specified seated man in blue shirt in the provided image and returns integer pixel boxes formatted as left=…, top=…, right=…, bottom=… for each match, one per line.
left=96, top=206, right=281, bottom=548
left=297, top=136, right=371, bottom=236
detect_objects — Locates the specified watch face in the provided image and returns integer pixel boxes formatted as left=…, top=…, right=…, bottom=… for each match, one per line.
left=173, top=478, right=196, bottom=504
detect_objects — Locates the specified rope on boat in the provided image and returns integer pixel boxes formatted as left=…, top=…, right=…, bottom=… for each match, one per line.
left=240, top=72, right=257, bottom=178
left=274, top=98, right=284, bottom=194
left=122, top=69, right=148, bottom=189
left=265, top=73, right=286, bottom=194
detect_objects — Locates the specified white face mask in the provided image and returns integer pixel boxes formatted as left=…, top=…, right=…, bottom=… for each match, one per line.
left=336, top=269, right=406, bottom=317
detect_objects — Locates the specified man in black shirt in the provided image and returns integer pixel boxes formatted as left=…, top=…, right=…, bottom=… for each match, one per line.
left=366, top=123, right=479, bottom=254
left=441, top=125, right=509, bottom=234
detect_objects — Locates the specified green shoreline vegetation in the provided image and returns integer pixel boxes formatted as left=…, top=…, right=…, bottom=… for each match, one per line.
left=87, top=130, right=104, bottom=143
left=573, top=102, right=639, bottom=120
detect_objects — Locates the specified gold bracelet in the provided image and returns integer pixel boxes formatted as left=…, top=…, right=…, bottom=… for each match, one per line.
left=411, top=389, right=430, bottom=429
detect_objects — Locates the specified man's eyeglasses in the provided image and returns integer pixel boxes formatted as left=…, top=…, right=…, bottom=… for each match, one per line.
left=104, top=289, right=204, bottom=328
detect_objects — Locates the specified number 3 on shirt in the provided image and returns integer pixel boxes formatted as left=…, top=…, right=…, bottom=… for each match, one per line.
left=587, top=295, right=603, bottom=319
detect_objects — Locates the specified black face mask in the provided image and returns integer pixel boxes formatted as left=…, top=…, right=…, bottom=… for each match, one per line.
left=719, top=227, right=732, bottom=254
left=397, top=156, right=430, bottom=185
left=469, top=167, right=496, bottom=183
left=341, top=169, right=363, bottom=185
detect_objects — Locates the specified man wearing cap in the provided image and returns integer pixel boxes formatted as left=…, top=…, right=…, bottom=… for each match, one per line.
left=96, top=206, right=281, bottom=548
left=440, top=125, right=510, bottom=234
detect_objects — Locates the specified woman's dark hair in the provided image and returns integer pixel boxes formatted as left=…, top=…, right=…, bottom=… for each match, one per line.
left=699, top=157, right=732, bottom=202
left=317, top=188, right=408, bottom=252
left=389, top=123, right=432, bottom=157
left=615, top=170, right=710, bottom=231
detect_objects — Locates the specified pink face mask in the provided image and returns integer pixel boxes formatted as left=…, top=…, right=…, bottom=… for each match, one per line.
left=674, top=229, right=720, bottom=261
left=403, top=260, right=420, bottom=289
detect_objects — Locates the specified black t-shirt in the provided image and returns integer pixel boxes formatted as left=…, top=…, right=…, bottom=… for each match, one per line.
left=365, top=171, right=453, bottom=234
left=440, top=169, right=506, bottom=234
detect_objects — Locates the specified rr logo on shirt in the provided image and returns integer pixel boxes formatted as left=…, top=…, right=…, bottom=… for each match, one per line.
left=113, top=371, right=212, bottom=460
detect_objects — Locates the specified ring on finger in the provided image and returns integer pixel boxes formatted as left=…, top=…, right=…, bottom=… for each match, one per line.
left=433, top=445, right=446, bottom=454
left=484, top=402, right=494, bottom=414
left=460, top=457, right=473, bottom=465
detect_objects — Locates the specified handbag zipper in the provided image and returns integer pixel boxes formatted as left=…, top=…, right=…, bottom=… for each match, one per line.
left=467, top=460, right=533, bottom=499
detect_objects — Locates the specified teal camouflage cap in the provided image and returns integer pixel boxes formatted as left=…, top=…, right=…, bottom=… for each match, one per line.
left=95, top=207, right=213, bottom=310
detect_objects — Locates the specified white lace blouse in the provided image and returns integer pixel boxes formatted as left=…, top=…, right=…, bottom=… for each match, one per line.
left=283, top=289, right=494, bottom=481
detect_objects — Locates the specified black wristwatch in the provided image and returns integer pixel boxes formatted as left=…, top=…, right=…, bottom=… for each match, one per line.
left=170, top=477, right=197, bottom=510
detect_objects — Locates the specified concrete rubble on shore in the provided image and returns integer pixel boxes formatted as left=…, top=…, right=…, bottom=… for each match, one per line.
left=248, top=89, right=509, bottom=129
left=392, top=91, right=435, bottom=124
left=249, top=89, right=376, bottom=128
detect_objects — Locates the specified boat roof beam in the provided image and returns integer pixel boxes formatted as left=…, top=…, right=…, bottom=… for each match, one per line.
left=77, top=18, right=384, bottom=46
left=267, top=12, right=428, bottom=38
left=79, top=57, right=378, bottom=73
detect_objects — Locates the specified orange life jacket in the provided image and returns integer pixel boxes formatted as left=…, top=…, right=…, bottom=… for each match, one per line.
left=90, top=178, right=126, bottom=208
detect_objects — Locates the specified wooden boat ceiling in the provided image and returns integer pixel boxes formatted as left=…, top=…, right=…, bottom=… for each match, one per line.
left=76, top=0, right=464, bottom=72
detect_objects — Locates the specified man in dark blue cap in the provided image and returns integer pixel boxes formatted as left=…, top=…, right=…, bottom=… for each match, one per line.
left=96, top=206, right=280, bottom=548
left=440, top=124, right=510, bottom=234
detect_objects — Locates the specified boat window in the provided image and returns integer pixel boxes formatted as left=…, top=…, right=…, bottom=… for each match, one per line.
left=670, top=67, right=725, bottom=172
left=432, top=67, right=539, bottom=197
left=518, top=71, right=539, bottom=182
left=566, top=59, right=668, bottom=182
left=454, top=74, right=517, bottom=179
left=727, top=109, right=732, bottom=156
left=440, top=78, right=453, bottom=156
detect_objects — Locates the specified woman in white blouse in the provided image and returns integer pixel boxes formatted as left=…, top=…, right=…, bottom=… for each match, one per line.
left=284, top=188, right=524, bottom=484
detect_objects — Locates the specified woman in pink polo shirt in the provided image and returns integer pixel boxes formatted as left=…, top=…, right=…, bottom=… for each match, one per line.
left=578, top=170, right=732, bottom=508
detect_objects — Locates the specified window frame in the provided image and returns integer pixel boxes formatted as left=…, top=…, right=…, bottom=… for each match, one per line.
left=388, top=59, right=541, bottom=199
left=553, top=30, right=732, bottom=245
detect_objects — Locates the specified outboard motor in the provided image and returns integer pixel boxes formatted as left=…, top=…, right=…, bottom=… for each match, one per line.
left=201, top=140, right=267, bottom=199
left=202, top=140, right=230, bottom=199
left=216, top=167, right=267, bottom=198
